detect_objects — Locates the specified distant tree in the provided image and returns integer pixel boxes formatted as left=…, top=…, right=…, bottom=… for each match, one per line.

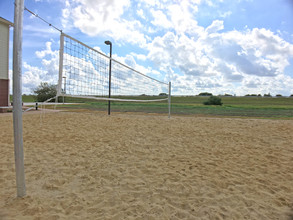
left=203, top=96, right=223, bottom=106
left=245, top=94, right=261, bottom=97
left=198, top=92, right=213, bottom=96
left=276, top=94, right=282, bottom=97
left=224, top=94, right=233, bottom=96
left=159, top=93, right=168, bottom=96
left=32, top=82, right=57, bottom=102
left=264, top=93, right=272, bottom=97
left=258, top=94, right=262, bottom=97
left=290, top=94, right=293, bottom=98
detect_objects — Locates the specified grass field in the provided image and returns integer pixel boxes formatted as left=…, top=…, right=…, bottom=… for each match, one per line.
left=9, top=95, right=36, bottom=103
left=41, top=95, right=293, bottom=119
left=14, top=94, right=293, bottom=118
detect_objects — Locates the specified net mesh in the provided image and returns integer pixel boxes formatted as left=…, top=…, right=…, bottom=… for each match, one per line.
left=58, top=33, right=169, bottom=101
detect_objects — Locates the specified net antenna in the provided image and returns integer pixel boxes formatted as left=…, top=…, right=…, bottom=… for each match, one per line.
left=57, top=33, right=171, bottom=117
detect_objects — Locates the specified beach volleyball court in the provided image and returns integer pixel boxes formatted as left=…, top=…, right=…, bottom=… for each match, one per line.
left=1, top=111, right=293, bottom=219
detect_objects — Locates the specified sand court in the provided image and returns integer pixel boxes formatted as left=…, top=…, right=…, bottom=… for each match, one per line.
left=0, top=111, right=293, bottom=219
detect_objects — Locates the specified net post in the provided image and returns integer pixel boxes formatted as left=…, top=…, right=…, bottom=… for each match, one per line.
left=56, top=33, right=64, bottom=103
left=168, top=81, right=171, bottom=118
left=105, top=40, right=112, bottom=115
left=13, top=0, right=26, bottom=198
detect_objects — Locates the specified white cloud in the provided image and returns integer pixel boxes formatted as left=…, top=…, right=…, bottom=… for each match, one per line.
left=130, top=52, right=147, bottom=61
left=216, top=28, right=293, bottom=77
left=150, top=9, right=172, bottom=29
left=21, top=41, right=60, bottom=94
left=22, top=62, right=46, bottom=94
left=239, top=75, right=293, bottom=96
left=219, top=10, right=232, bottom=18
left=205, top=20, right=224, bottom=34
left=18, top=0, right=293, bottom=96
left=147, top=31, right=213, bottom=76
left=147, top=19, right=293, bottom=95
left=136, top=9, right=146, bottom=19
left=35, top=42, right=55, bottom=58
left=141, top=0, right=168, bottom=9
left=61, top=0, right=147, bottom=46
left=167, top=1, right=199, bottom=35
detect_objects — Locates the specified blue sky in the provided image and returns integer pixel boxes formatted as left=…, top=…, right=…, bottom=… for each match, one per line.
left=1, top=0, right=293, bottom=96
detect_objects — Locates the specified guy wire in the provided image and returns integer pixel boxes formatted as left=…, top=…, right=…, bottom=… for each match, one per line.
left=24, top=6, right=62, bottom=33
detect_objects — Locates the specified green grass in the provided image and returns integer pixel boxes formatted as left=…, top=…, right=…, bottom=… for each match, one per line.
left=10, top=95, right=36, bottom=103
left=54, top=95, right=293, bottom=119
left=14, top=94, right=293, bottom=119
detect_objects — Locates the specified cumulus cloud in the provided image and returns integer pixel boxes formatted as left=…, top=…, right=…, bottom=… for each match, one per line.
left=22, top=41, right=59, bottom=94
left=21, top=0, right=293, bottom=96
left=148, top=31, right=214, bottom=76
left=150, top=9, right=172, bottom=29
left=168, top=73, right=227, bottom=95
left=112, top=53, right=162, bottom=80
left=214, top=28, right=293, bottom=77
left=22, top=62, right=45, bottom=94
left=61, top=0, right=147, bottom=46
left=205, top=20, right=224, bottom=34
left=147, top=18, right=293, bottom=95
left=136, top=9, right=146, bottom=19
left=35, top=42, right=55, bottom=58
left=239, top=75, right=293, bottom=95
left=130, top=52, right=147, bottom=61
left=219, top=10, right=232, bottom=18
left=167, top=1, right=200, bottom=35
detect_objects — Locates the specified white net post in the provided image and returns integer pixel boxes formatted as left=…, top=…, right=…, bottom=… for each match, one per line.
left=57, top=33, right=64, bottom=99
left=13, top=0, right=26, bottom=197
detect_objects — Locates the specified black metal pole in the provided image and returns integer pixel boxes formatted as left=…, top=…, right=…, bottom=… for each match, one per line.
left=105, top=41, right=112, bottom=115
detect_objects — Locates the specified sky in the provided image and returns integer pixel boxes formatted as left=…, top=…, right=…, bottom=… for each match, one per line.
left=1, top=0, right=293, bottom=96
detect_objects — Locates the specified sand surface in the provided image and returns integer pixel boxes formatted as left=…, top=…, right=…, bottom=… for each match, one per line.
left=1, top=111, right=293, bottom=219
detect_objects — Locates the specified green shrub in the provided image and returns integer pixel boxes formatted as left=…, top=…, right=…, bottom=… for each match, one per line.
left=203, top=96, right=223, bottom=106
left=32, top=82, right=57, bottom=102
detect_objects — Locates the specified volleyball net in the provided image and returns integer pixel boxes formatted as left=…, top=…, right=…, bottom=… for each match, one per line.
left=57, top=33, right=171, bottom=108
